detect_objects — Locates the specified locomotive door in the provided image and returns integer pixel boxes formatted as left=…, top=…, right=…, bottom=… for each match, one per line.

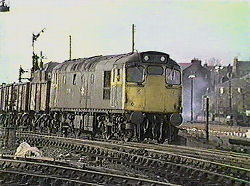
left=111, top=67, right=122, bottom=108
left=80, top=74, right=88, bottom=108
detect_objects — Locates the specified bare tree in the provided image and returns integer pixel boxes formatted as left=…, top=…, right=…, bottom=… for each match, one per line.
left=205, top=58, right=222, bottom=66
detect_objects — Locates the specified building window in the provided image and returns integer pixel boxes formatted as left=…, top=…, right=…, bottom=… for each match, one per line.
left=103, top=71, right=111, bottom=100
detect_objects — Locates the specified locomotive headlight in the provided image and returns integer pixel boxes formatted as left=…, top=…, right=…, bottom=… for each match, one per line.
left=144, top=55, right=149, bottom=61
left=160, top=56, right=166, bottom=62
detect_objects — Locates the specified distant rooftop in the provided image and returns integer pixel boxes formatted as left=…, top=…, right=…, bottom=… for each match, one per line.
left=179, top=63, right=192, bottom=70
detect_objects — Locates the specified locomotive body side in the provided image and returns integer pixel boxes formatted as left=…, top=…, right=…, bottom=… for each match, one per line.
left=50, top=55, right=127, bottom=112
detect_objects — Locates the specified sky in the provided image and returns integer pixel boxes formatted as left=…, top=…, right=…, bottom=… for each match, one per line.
left=0, top=0, right=249, bottom=83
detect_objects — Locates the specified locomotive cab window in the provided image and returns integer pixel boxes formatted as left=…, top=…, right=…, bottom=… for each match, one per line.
left=103, top=71, right=111, bottom=100
left=147, top=66, right=163, bottom=75
left=166, top=68, right=181, bottom=85
left=126, top=66, right=144, bottom=83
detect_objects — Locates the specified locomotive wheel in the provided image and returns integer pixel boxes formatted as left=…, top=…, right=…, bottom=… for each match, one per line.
left=124, top=129, right=133, bottom=142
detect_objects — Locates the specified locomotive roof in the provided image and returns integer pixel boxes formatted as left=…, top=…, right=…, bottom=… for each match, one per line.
left=43, top=62, right=59, bottom=72
left=53, top=51, right=180, bottom=72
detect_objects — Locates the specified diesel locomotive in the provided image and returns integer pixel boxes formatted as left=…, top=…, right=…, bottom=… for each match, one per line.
left=0, top=51, right=182, bottom=143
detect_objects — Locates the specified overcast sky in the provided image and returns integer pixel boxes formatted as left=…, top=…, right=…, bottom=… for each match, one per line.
left=0, top=0, right=249, bottom=83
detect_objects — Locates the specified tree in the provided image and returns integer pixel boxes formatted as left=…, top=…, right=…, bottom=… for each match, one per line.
left=205, top=58, right=222, bottom=66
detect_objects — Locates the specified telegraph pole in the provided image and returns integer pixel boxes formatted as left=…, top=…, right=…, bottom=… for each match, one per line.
left=206, top=97, right=209, bottom=142
left=69, top=35, right=72, bottom=60
left=132, top=24, right=135, bottom=53
left=191, top=78, right=193, bottom=122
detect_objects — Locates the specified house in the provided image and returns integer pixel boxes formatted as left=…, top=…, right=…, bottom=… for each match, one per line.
left=232, top=58, right=250, bottom=78
left=209, top=74, right=250, bottom=126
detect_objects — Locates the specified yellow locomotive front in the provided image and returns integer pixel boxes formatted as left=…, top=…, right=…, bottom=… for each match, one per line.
left=121, top=52, right=183, bottom=142
left=125, top=64, right=182, bottom=113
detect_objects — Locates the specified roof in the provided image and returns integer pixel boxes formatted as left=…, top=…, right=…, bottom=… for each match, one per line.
left=178, top=63, right=192, bottom=70
left=53, top=53, right=135, bottom=72
left=234, top=60, right=250, bottom=71
left=43, top=62, right=59, bottom=73
left=52, top=51, right=180, bottom=72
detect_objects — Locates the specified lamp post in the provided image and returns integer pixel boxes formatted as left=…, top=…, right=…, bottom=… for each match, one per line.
left=188, top=74, right=196, bottom=122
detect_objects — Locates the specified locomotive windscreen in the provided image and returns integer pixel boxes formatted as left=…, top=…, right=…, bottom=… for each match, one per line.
left=147, top=66, right=163, bottom=75
left=126, top=66, right=144, bottom=82
left=166, top=68, right=181, bottom=85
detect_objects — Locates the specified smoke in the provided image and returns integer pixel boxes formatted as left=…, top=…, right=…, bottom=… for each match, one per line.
left=182, top=76, right=210, bottom=121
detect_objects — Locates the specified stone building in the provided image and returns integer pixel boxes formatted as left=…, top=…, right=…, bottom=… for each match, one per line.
left=209, top=74, right=250, bottom=126
left=233, top=58, right=250, bottom=78
left=208, top=59, right=250, bottom=125
left=208, top=64, right=233, bottom=92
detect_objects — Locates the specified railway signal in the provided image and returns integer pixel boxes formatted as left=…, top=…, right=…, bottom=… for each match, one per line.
left=32, top=28, right=46, bottom=73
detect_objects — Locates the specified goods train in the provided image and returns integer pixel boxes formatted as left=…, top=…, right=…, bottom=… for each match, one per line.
left=0, top=51, right=183, bottom=143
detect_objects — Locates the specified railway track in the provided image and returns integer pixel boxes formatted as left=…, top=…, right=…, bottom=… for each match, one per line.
left=0, top=155, right=174, bottom=186
left=16, top=132, right=250, bottom=185
left=121, top=141, right=250, bottom=168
